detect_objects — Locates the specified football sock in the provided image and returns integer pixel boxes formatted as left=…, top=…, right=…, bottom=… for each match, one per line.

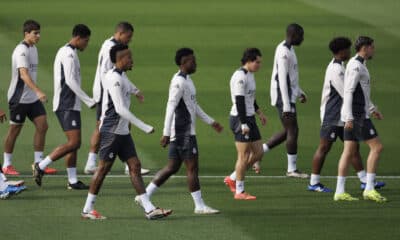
left=0, top=173, right=7, bottom=181
left=67, top=168, right=78, bottom=184
left=236, top=180, right=244, bottom=194
left=262, top=144, right=270, bottom=153
left=38, top=156, right=53, bottom=170
left=34, top=151, right=43, bottom=164
left=191, top=190, right=205, bottom=209
left=335, top=176, right=346, bottom=194
left=3, top=153, right=12, bottom=167
left=86, top=152, right=97, bottom=167
left=310, top=174, right=320, bottom=186
left=365, top=173, right=376, bottom=191
left=139, top=193, right=156, bottom=213
left=357, top=170, right=367, bottom=183
left=83, top=193, right=96, bottom=213
left=146, top=182, right=158, bottom=197
left=287, top=154, right=297, bottom=172
left=125, top=164, right=129, bottom=173
left=0, top=177, right=8, bottom=191
left=229, top=171, right=236, bottom=181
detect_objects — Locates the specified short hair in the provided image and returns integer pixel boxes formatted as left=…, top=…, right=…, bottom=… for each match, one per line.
left=286, top=23, right=304, bottom=35
left=23, top=20, right=40, bottom=34
left=72, top=24, right=91, bottom=38
left=329, top=37, right=352, bottom=54
left=354, top=36, right=374, bottom=52
left=110, top=43, right=129, bottom=64
left=241, top=48, right=262, bottom=65
left=175, top=48, right=194, bottom=66
left=115, top=22, right=134, bottom=33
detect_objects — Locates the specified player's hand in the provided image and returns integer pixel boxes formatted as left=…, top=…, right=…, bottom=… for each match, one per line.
left=372, top=110, right=384, bottom=120
left=299, top=94, right=307, bottom=103
left=258, top=112, right=267, bottom=126
left=282, top=111, right=292, bottom=119
left=147, top=127, right=155, bottom=134
left=160, top=136, right=170, bottom=148
left=344, top=121, right=353, bottom=130
left=89, top=102, right=97, bottom=109
left=36, top=90, right=47, bottom=103
left=0, top=110, right=7, bottom=123
left=211, top=121, right=223, bottom=133
left=135, top=92, right=144, bottom=103
left=241, top=123, right=250, bottom=135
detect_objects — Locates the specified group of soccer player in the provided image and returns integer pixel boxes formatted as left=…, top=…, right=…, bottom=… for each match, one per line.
left=0, top=19, right=387, bottom=220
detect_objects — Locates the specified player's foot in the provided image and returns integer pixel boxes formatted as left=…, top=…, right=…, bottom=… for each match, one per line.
left=286, top=169, right=309, bottom=179
left=333, top=192, right=359, bottom=201
left=84, top=165, right=97, bottom=175
left=360, top=181, right=386, bottom=190
left=252, top=161, right=261, bottom=174
left=307, top=183, right=333, bottom=193
left=223, top=176, right=236, bottom=193
left=125, top=167, right=151, bottom=175
left=67, top=180, right=89, bottom=190
left=145, top=208, right=172, bottom=220
left=194, top=205, right=220, bottom=214
left=0, top=185, right=27, bottom=196
left=44, top=167, right=57, bottom=175
left=32, top=163, right=44, bottom=186
left=6, top=180, right=24, bottom=186
left=0, top=191, right=10, bottom=200
left=2, top=165, right=20, bottom=175
left=363, top=189, right=387, bottom=203
left=81, top=210, right=107, bottom=220
left=234, top=192, right=256, bottom=200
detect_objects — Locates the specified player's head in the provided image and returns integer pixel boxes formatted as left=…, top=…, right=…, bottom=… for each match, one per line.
left=286, top=23, right=304, bottom=46
left=329, top=37, right=352, bottom=61
left=355, top=36, right=375, bottom=59
left=175, top=48, right=196, bottom=74
left=241, top=48, right=262, bottom=72
left=110, top=43, right=132, bottom=71
left=114, top=22, right=134, bottom=45
left=23, top=20, right=41, bottom=45
left=72, top=24, right=91, bottom=51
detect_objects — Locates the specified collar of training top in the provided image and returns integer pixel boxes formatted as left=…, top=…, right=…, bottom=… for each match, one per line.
left=333, top=58, right=343, bottom=64
left=355, top=55, right=365, bottom=64
left=239, top=67, right=248, bottom=74
left=178, top=71, right=188, bottom=79
left=22, top=41, right=30, bottom=47
left=113, top=68, right=124, bottom=75
left=283, top=41, right=292, bottom=49
left=111, top=38, right=118, bottom=44
left=67, top=43, right=76, bottom=50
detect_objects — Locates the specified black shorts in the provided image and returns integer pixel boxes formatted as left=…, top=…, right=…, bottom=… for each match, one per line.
left=168, top=135, right=198, bottom=160
left=55, top=110, right=81, bottom=131
left=343, top=119, right=378, bottom=142
left=99, top=132, right=137, bottom=162
left=320, top=124, right=344, bottom=142
left=276, top=103, right=297, bottom=120
left=96, top=102, right=102, bottom=121
left=9, top=100, right=46, bottom=124
left=230, top=115, right=261, bottom=142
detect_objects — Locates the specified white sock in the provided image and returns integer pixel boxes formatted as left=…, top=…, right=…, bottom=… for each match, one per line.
left=38, top=156, right=53, bottom=170
left=357, top=170, right=367, bottom=183
left=287, top=154, right=297, bottom=172
left=191, top=190, right=206, bottom=209
left=236, top=180, right=244, bottom=194
left=86, top=152, right=97, bottom=167
left=145, top=182, right=159, bottom=197
left=139, top=193, right=156, bottom=213
left=0, top=173, right=7, bottom=181
left=263, top=144, right=270, bottom=153
left=335, top=176, right=346, bottom=194
left=83, top=193, right=97, bottom=213
left=34, top=151, right=43, bottom=164
left=125, top=164, right=129, bottom=172
left=365, top=173, right=376, bottom=191
left=0, top=177, right=8, bottom=191
left=310, top=174, right=320, bottom=186
left=229, top=171, right=236, bottom=181
left=3, top=153, right=12, bottom=167
left=67, top=168, right=78, bottom=184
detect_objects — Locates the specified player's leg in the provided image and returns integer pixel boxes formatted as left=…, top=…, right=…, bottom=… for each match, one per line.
left=234, top=142, right=256, bottom=200
left=3, top=124, right=23, bottom=175
left=84, top=120, right=100, bottom=174
left=308, top=136, right=334, bottom=192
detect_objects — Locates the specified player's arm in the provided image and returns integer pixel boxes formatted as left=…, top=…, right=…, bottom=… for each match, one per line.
left=233, top=74, right=249, bottom=135
left=254, top=100, right=267, bottom=126
left=127, top=80, right=144, bottom=103
left=0, top=109, right=6, bottom=123
left=277, top=51, right=292, bottom=112
left=331, top=67, right=345, bottom=98
left=369, top=101, right=383, bottom=120
left=63, top=55, right=96, bottom=108
left=342, top=65, right=360, bottom=129
left=195, top=103, right=223, bottom=133
left=108, top=78, right=154, bottom=133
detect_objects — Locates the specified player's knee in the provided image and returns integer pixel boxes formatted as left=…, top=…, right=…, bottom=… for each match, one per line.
left=36, top=122, right=48, bottom=133
left=68, top=140, right=81, bottom=151
left=373, top=143, right=384, bottom=154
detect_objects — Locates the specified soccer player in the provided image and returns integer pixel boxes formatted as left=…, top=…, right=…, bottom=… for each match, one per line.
left=82, top=44, right=171, bottom=220
left=223, top=48, right=267, bottom=200
left=309, top=37, right=385, bottom=192
left=334, top=36, right=386, bottom=202
left=0, top=109, right=26, bottom=199
left=141, top=48, right=223, bottom=214
left=32, top=24, right=96, bottom=189
left=84, top=22, right=150, bottom=175
left=3, top=20, right=57, bottom=175
left=253, top=23, right=308, bottom=178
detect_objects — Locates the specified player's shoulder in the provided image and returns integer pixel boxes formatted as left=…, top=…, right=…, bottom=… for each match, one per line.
left=172, top=71, right=187, bottom=83
left=232, top=67, right=247, bottom=80
left=14, top=42, right=29, bottom=53
left=105, top=69, right=123, bottom=85
left=58, top=44, right=76, bottom=58
left=346, top=56, right=363, bottom=73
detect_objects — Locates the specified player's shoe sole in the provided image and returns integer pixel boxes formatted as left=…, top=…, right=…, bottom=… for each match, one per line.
left=286, top=169, right=309, bottom=179
left=146, top=208, right=172, bottom=220
left=81, top=210, right=106, bottom=220
left=194, top=205, right=220, bottom=214
left=363, top=189, right=387, bottom=203
left=333, top=192, right=359, bottom=201
left=307, top=183, right=333, bottom=193
left=234, top=192, right=256, bottom=200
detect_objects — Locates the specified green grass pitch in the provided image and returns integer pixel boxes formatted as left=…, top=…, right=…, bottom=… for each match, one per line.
left=0, top=0, right=400, bottom=239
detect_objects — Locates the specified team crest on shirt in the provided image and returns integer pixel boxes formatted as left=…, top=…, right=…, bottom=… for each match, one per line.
left=339, top=72, right=344, bottom=77
left=353, top=67, right=359, bottom=72
left=68, top=54, right=74, bottom=58
left=20, top=53, right=26, bottom=57
left=238, top=80, right=244, bottom=85
left=114, top=82, right=120, bottom=87
left=174, top=84, right=179, bottom=89
left=193, top=147, right=197, bottom=154
left=370, top=129, right=375, bottom=135
left=282, top=55, right=288, bottom=59
left=72, top=120, right=77, bottom=126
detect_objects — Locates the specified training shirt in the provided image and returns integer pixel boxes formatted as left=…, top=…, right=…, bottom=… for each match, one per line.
left=230, top=67, right=256, bottom=117
left=270, top=41, right=305, bottom=112
left=8, top=41, right=39, bottom=104
left=163, top=71, right=214, bottom=140
left=100, top=68, right=152, bottom=135
left=53, top=44, right=96, bottom=112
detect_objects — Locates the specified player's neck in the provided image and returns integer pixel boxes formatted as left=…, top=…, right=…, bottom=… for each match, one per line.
left=23, top=38, right=35, bottom=46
